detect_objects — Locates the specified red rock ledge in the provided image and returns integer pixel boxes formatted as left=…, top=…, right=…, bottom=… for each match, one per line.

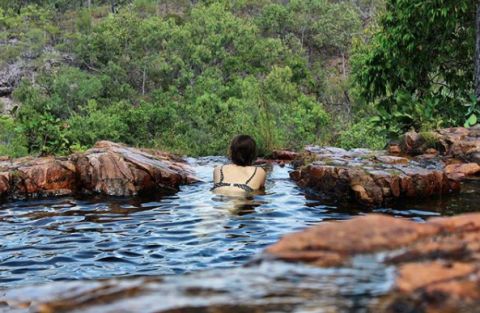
left=0, top=141, right=198, bottom=199
left=290, top=147, right=461, bottom=207
left=401, top=127, right=480, bottom=162
left=266, top=213, right=480, bottom=313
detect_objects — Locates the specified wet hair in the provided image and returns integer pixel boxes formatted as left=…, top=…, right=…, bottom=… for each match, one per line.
left=229, top=135, right=257, bottom=166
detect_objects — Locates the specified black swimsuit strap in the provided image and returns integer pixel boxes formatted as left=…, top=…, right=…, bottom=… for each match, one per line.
left=211, top=165, right=257, bottom=192
left=219, top=165, right=225, bottom=183
left=245, top=167, right=258, bottom=185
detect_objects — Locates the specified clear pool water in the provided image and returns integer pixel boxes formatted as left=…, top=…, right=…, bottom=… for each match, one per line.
left=0, top=157, right=479, bottom=288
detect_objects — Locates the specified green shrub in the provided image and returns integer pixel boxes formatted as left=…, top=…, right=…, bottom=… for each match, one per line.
left=2, top=1, right=387, bottom=156
left=0, top=116, right=28, bottom=157
left=65, top=100, right=129, bottom=148
left=337, top=119, right=387, bottom=150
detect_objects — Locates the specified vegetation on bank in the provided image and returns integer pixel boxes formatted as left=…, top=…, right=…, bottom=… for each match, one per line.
left=352, top=0, right=478, bottom=138
left=0, top=0, right=477, bottom=157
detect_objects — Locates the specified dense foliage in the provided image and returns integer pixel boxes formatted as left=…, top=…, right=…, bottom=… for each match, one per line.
left=0, top=116, right=28, bottom=157
left=1, top=0, right=371, bottom=156
left=352, top=0, right=477, bottom=135
left=4, top=0, right=476, bottom=157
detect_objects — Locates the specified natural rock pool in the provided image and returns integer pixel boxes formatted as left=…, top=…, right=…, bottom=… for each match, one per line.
left=1, top=157, right=480, bottom=290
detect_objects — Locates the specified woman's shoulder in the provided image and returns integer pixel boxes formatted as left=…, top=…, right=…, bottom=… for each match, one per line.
left=253, top=165, right=266, bottom=176
left=255, top=165, right=266, bottom=172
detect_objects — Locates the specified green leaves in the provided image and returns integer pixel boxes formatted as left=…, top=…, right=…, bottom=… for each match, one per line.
left=464, top=95, right=480, bottom=128
left=352, top=0, right=476, bottom=136
left=0, top=116, right=28, bottom=157
left=465, top=114, right=478, bottom=128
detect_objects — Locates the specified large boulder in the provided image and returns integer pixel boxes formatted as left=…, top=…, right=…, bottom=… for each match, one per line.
left=73, top=141, right=198, bottom=196
left=266, top=213, right=480, bottom=313
left=290, top=147, right=459, bottom=206
left=0, top=156, right=77, bottom=199
left=0, top=141, right=198, bottom=200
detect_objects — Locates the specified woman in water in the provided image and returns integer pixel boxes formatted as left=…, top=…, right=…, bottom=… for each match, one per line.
left=211, top=135, right=266, bottom=195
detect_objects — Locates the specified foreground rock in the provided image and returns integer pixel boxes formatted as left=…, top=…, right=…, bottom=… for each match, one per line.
left=0, top=141, right=198, bottom=200
left=267, top=213, right=480, bottom=313
left=290, top=146, right=460, bottom=206
left=0, top=260, right=388, bottom=313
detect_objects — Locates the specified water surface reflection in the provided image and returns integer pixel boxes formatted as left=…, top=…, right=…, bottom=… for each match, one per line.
left=0, top=157, right=479, bottom=288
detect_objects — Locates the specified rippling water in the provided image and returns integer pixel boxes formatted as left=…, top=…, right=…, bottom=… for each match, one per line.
left=0, top=157, right=479, bottom=289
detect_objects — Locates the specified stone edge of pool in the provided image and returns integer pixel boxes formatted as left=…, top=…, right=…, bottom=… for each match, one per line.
left=290, top=126, right=480, bottom=207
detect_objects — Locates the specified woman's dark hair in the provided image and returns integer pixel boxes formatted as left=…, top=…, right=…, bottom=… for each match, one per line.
left=229, top=135, right=257, bottom=166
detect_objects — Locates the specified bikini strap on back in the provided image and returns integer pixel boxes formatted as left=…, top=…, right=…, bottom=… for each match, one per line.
left=219, top=165, right=225, bottom=183
left=245, top=167, right=258, bottom=185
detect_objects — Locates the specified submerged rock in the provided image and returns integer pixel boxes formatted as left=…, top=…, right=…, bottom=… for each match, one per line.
left=290, top=147, right=459, bottom=206
left=0, top=260, right=391, bottom=313
left=0, top=141, right=198, bottom=200
left=266, top=213, right=480, bottom=313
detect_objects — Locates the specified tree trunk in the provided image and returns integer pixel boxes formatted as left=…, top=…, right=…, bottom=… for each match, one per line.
left=142, top=66, right=146, bottom=96
left=476, top=2, right=480, bottom=100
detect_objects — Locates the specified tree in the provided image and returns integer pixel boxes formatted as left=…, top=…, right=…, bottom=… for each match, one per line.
left=353, top=0, right=477, bottom=133
left=476, top=2, right=480, bottom=100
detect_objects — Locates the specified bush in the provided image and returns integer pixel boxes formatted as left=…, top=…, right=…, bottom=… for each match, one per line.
left=337, top=119, right=387, bottom=150
left=3, top=1, right=385, bottom=156
left=0, top=116, right=28, bottom=157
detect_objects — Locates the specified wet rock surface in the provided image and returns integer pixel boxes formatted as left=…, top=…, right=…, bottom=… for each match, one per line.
left=267, top=213, right=480, bottom=313
left=289, top=128, right=480, bottom=206
left=0, top=141, right=197, bottom=200
left=0, top=259, right=392, bottom=313
left=290, top=146, right=460, bottom=206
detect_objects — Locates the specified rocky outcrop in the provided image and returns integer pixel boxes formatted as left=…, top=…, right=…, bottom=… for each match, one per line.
left=444, top=162, right=480, bottom=180
left=0, top=157, right=77, bottom=199
left=73, top=141, right=198, bottom=196
left=0, top=141, right=197, bottom=200
left=401, top=127, right=480, bottom=162
left=0, top=40, right=74, bottom=97
left=0, top=39, right=75, bottom=116
left=269, top=150, right=300, bottom=161
left=266, top=213, right=480, bottom=313
left=290, top=147, right=459, bottom=206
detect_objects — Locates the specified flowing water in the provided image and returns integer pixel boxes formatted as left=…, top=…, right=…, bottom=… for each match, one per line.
left=1, top=157, right=480, bottom=311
